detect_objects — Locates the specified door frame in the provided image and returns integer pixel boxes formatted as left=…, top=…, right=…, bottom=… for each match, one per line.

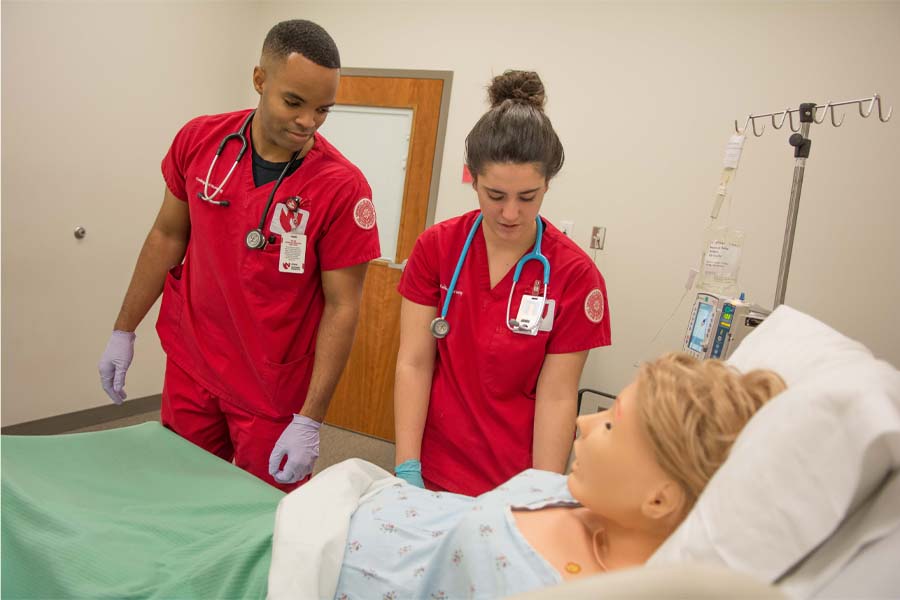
left=323, top=69, right=453, bottom=440
left=341, top=68, right=453, bottom=232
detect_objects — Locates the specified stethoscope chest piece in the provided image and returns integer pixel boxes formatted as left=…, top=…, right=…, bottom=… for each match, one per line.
left=245, top=229, right=266, bottom=250
left=430, top=317, right=450, bottom=339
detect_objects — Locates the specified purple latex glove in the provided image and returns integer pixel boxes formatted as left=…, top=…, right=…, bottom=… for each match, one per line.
left=98, top=330, right=136, bottom=405
left=268, top=414, right=321, bottom=484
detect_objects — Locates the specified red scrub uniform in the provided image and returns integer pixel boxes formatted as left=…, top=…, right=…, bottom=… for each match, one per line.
left=157, top=109, right=380, bottom=490
left=399, top=210, right=611, bottom=496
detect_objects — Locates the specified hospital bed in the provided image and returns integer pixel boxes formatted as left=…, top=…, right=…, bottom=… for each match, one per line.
left=2, top=305, right=899, bottom=599
left=1, top=422, right=281, bottom=598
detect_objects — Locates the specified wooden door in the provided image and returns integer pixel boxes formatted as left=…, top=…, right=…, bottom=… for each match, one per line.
left=324, top=73, right=449, bottom=441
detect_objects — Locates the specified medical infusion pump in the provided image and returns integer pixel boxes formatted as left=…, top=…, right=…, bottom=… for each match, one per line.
left=683, top=292, right=770, bottom=360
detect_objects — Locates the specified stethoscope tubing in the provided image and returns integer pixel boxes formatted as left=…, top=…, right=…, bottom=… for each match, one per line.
left=254, top=149, right=301, bottom=232
left=440, top=213, right=485, bottom=319
left=196, top=109, right=302, bottom=250
left=436, top=213, right=550, bottom=336
left=199, top=111, right=254, bottom=204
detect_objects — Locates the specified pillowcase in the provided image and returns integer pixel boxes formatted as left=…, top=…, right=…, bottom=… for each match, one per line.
left=647, top=305, right=900, bottom=586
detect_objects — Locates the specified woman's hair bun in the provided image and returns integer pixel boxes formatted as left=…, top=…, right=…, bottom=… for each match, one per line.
left=488, top=70, right=546, bottom=110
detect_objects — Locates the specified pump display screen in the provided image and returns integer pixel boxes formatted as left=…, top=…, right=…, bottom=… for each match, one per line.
left=688, top=302, right=714, bottom=353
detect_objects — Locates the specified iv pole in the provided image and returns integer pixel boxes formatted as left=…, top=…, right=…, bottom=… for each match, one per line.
left=734, top=94, right=893, bottom=307
left=775, top=103, right=814, bottom=307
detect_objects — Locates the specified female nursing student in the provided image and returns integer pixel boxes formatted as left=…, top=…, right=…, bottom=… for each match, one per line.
left=393, top=70, right=612, bottom=496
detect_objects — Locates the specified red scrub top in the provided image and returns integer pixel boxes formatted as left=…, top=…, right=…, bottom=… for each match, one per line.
left=399, top=210, right=612, bottom=495
left=157, top=109, right=381, bottom=419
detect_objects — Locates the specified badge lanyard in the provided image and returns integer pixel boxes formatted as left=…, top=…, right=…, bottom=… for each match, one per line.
left=277, top=196, right=309, bottom=274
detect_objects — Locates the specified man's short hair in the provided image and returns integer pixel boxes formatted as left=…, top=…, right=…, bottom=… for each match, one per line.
left=262, top=20, right=340, bottom=69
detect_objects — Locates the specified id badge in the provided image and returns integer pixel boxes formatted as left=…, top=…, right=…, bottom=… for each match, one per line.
left=514, top=295, right=546, bottom=336
left=279, top=233, right=306, bottom=274
left=538, top=299, right=555, bottom=332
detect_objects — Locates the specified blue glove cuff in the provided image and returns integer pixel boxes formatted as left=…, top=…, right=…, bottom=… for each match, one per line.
left=394, top=459, right=422, bottom=475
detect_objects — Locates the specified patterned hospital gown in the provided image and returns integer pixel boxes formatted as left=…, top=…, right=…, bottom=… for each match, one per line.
left=334, top=469, right=577, bottom=600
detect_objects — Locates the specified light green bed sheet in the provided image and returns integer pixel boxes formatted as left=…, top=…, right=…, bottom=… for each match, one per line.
left=1, top=421, right=285, bottom=599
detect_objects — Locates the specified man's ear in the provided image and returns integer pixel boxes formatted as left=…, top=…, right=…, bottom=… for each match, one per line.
left=252, top=66, right=265, bottom=95
left=642, top=480, right=686, bottom=522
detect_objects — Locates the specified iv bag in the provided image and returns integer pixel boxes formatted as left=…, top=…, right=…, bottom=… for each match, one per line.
left=697, top=226, right=744, bottom=296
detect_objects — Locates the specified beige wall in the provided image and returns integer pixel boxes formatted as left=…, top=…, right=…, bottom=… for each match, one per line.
left=253, top=1, right=899, bottom=405
left=3, top=1, right=898, bottom=424
left=1, top=1, right=258, bottom=424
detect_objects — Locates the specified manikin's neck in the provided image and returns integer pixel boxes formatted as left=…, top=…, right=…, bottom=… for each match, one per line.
left=574, top=508, right=673, bottom=570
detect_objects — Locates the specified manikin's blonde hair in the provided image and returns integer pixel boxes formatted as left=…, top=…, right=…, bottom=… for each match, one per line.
left=636, top=353, right=786, bottom=514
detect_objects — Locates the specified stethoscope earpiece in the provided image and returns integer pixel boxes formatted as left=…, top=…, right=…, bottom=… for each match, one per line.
left=196, top=192, right=229, bottom=207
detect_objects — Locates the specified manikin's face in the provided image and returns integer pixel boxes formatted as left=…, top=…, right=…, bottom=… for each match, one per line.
left=252, top=52, right=339, bottom=162
left=473, top=162, right=548, bottom=245
left=568, top=381, right=674, bottom=526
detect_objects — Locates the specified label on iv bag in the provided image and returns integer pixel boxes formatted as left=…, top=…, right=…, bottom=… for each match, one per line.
left=703, top=240, right=742, bottom=276
left=698, top=226, right=744, bottom=296
left=279, top=233, right=307, bottom=274
left=723, top=135, right=746, bottom=169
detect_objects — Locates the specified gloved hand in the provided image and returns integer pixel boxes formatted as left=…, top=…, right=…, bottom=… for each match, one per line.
left=394, top=459, right=425, bottom=488
left=268, top=414, right=321, bottom=484
left=98, top=330, right=136, bottom=405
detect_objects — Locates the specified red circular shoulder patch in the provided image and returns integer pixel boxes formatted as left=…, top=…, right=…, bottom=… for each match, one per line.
left=584, top=289, right=605, bottom=323
left=354, top=198, right=377, bottom=230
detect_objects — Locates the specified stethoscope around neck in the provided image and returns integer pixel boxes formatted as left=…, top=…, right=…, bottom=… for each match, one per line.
left=429, top=213, right=550, bottom=339
left=196, top=109, right=302, bottom=251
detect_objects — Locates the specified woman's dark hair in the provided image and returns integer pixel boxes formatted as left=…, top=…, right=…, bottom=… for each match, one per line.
left=262, top=20, right=340, bottom=69
left=464, top=70, right=564, bottom=180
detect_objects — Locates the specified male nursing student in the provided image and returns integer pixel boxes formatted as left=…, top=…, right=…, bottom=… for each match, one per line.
left=393, top=71, right=612, bottom=496
left=98, top=20, right=380, bottom=492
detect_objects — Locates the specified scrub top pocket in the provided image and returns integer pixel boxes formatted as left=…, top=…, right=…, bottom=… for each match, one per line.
left=483, top=325, right=549, bottom=401
left=262, top=352, right=315, bottom=416
left=156, top=264, right=185, bottom=348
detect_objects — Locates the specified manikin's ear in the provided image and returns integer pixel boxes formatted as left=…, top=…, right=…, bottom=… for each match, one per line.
left=252, top=66, right=266, bottom=95
left=641, top=480, right=686, bottom=522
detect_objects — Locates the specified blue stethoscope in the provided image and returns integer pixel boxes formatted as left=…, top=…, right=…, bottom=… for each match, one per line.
left=430, top=214, right=550, bottom=339
left=196, top=109, right=301, bottom=250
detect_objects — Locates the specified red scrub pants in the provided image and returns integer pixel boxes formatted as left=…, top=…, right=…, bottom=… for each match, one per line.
left=160, top=358, right=307, bottom=493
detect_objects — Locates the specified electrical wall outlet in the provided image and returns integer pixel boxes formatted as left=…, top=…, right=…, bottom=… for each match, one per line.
left=560, top=220, right=574, bottom=237
left=590, top=226, right=606, bottom=250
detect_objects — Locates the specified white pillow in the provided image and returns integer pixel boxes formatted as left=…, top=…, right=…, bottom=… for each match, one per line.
left=647, top=305, right=900, bottom=587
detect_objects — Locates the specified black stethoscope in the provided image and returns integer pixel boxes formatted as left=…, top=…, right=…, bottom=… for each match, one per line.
left=197, top=109, right=301, bottom=250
